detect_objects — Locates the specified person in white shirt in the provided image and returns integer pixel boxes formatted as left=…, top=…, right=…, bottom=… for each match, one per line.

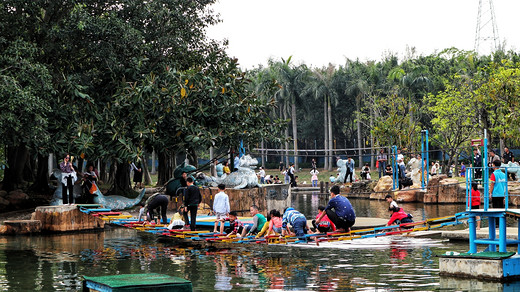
left=213, top=184, right=230, bottom=233
left=258, top=167, right=266, bottom=184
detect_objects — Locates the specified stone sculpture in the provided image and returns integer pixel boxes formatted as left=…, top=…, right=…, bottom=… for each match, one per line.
left=336, top=158, right=355, bottom=183
left=501, top=161, right=520, bottom=181
left=165, top=162, right=197, bottom=197
left=199, top=155, right=260, bottom=189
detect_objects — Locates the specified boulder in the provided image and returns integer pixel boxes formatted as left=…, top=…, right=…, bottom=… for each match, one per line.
left=437, top=178, right=465, bottom=203
left=374, top=176, right=394, bottom=192
left=0, top=197, right=10, bottom=208
left=0, top=190, right=7, bottom=198
left=6, top=190, right=29, bottom=206
left=393, top=189, right=418, bottom=202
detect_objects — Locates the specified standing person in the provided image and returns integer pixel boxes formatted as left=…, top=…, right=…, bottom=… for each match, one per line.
left=489, top=160, right=507, bottom=209
left=310, top=168, right=319, bottom=187
left=488, top=149, right=501, bottom=167
left=183, top=177, right=202, bottom=231
left=289, top=163, right=296, bottom=187
left=473, top=149, right=482, bottom=179
left=283, top=168, right=290, bottom=184
left=82, top=163, right=98, bottom=203
left=377, top=149, right=388, bottom=179
left=430, top=161, right=438, bottom=176
left=311, top=159, right=317, bottom=170
left=243, top=205, right=267, bottom=237
left=396, top=149, right=404, bottom=163
left=469, top=182, right=481, bottom=229
left=316, top=186, right=356, bottom=232
left=280, top=207, right=308, bottom=239
left=143, top=193, right=169, bottom=224
left=258, top=167, right=266, bottom=184
left=279, top=161, right=284, bottom=172
left=459, top=162, right=466, bottom=177
left=233, top=154, right=240, bottom=172
left=213, top=184, right=230, bottom=233
left=60, top=154, right=77, bottom=205
left=132, top=160, right=143, bottom=189
left=344, top=157, right=355, bottom=183
left=503, top=147, right=516, bottom=181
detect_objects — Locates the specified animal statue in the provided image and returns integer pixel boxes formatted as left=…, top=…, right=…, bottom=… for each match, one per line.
left=200, top=155, right=260, bottom=189
left=406, top=157, right=430, bottom=187
left=165, top=162, right=197, bottom=197
left=336, top=158, right=355, bottom=183
left=501, top=161, right=520, bottom=181
left=50, top=169, right=146, bottom=210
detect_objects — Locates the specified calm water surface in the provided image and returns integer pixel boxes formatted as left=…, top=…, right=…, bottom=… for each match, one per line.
left=0, top=194, right=517, bottom=291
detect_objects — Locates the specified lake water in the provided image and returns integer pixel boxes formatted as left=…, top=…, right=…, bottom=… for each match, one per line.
left=0, top=194, right=517, bottom=291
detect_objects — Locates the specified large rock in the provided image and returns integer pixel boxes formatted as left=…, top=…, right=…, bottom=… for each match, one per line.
left=374, top=176, right=393, bottom=192
left=424, top=175, right=448, bottom=204
left=370, top=176, right=394, bottom=200
left=6, top=190, right=29, bottom=206
left=437, top=178, right=465, bottom=203
left=393, top=189, right=417, bottom=202
left=31, top=205, right=104, bottom=232
left=0, top=190, right=7, bottom=198
left=508, top=182, right=520, bottom=206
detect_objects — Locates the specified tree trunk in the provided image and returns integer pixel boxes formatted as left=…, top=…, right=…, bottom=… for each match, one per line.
left=370, top=108, right=375, bottom=169
left=284, top=102, right=289, bottom=169
left=107, top=160, right=133, bottom=197
left=323, top=95, right=328, bottom=170
left=327, top=96, right=333, bottom=171
left=3, top=144, right=29, bottom=191
left=291, top=99, right=298, bottom=171
left=29, top=153, right=51, bottom=193
left=151, top=149, right=156, bottom=174
left=260, top=140, right=265, bottom=168
left=209, top=147, right=216, bottom=176
left=143, top=152, right=152, bottom=185
left=157, top=150, right=175, bottom=186
left=356, top=97, right=362, bottom=169
left=23, top=153, right=36, bottom=183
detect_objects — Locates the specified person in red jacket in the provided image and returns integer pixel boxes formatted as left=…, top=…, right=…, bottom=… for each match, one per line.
left=312, top=206, right=336, bottom=233
left=387, top=206, right=413, bottom=226
left=469, top=182, right=481, bottom=229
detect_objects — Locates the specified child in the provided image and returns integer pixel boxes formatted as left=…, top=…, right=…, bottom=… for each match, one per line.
left=470, top=182, right=481, bottom=229
left=460, top=162, right=466, bottom=177
left=212, top=184, right=230, bottom=233
left=387, top=206, right=413, bottom=226
left=310, top=168, right=319, bottom=187
left=312, top=206, right=336, bottom=233
left=222, top=211, right=244, bottom=237
left=256, top=209, right=283, bottom=238
left=385, top=194, right=399, bottom=210
left=329, top=175, right=336, bottom=183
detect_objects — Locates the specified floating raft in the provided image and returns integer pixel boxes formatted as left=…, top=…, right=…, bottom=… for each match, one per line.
left=78, top=205, right=469, bottom=248
left=83, top=273, right=192, bottom=292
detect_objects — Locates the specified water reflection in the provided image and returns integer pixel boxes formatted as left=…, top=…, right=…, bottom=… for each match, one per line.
left=0, top=199, right=516, bottom=291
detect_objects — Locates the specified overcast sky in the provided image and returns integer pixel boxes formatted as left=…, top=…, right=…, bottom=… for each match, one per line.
left=206, top=0, right=520, bottom=69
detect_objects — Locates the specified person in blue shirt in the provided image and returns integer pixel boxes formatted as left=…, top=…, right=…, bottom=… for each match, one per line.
left=280, top=207, right=308, bottom=239
left=344, top=157, right=355, bottom=183
left=490, top=159, right=507, bottom=208
left=315, top=185, right=356, bottom=232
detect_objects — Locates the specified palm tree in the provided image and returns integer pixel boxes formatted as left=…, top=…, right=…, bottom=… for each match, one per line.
left=273, top=57, right=309, bottom=171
